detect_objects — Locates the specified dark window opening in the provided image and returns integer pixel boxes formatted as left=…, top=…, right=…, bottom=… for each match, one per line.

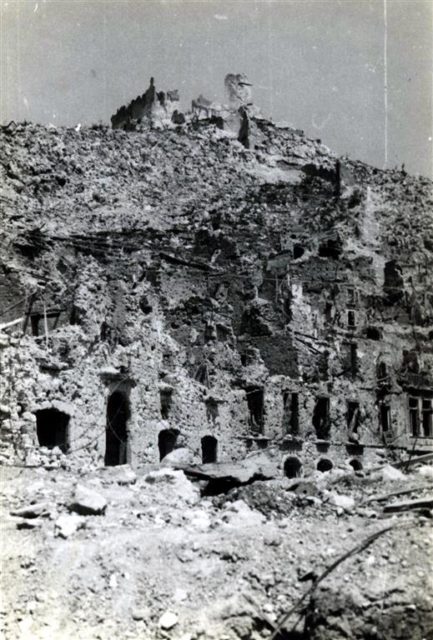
left=377, top=362, right=388, bottom=381
left=318, top=240, right=341, bottom=259
left=284, top=456, right=302, bottom=479
left=366, top=327, right=381, bottom=340
left=312, top=397, right=330, bottom=439
left=160, top=388, right=173, bottom=420
left=347, top=287, right=358, bottom=307
left=35, top=408, right=70, bottom=453
left=347, top=310, right=356, bottom=328
left=342, top=343, right=358, bottom=378
left=246, top=387, right=264, bottom=433
left=282, top=391, right=299, bottom=434
left=293, top=244, right=304, bottom=259
left=158, top=428, right=179, bottom=461
left=31, top=315, right=40, bottom=337
left=206, top=399, right=219, bottom=423
left=105, top=391, right=129, bottom=466
left=283, top=296, right=293, bottom=322
left=409, top=397, right=419, bottom=437
left=422, top=399, right=432, bottom=437
left=349, top=459, right=363, bottom=471
left=347, top=401, right=360, bottom=434
left=139, top=296, right=152, bottom=314
left=201, top=435, right=218, bottom=463
left=30, top=311, right=61, bottom=337
left=383, top=260, right=404, bottom=305
left=380, top=404, right=391, bottom=432
left=195, top=364, right=209, bottom=386
left=317, top=458, right=333, bottom=472
left=100, top=321, right=109, bottom=341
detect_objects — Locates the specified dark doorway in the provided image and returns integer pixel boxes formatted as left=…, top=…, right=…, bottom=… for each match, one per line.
left=206, top=398, right=219, bottom=423
left=35, top=408, right=70, bottom=453
left=158, top=428, right=179, bottom=461
left=284, top=456, right=302, bottom=478
left=317, top=458, right=333, bottom=472
left=282, top=391, right=299, bottom=434
left=105, top=391, right=129, bottom=466
left=201, top=435, right=218, bottom=463
left=347, top=401, right=360, bottom=434
left=409, top=397, right=419, bottom=437
left=246, top=387, right=264, bottom=433
left=380, top=404, right=391, bottom=432
left=312, top=397, right=330, bottom=439
left=160, top=388, right=173, bottom=420
left=347, top=310, right=356, bottom=328
left=349, top=459, right=363, bottom=471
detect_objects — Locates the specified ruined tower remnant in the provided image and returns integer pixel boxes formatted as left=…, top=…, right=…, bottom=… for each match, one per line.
left=111, top=77, right=181, bottom=129
left=224, top=73, right=253, bottom=108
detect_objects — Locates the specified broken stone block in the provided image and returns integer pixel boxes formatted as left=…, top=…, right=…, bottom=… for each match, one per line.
left=55, top=513, right=82, bottom=538
left=160, top=447, right=194, bottom=467
left=144, top=468, right=182, bottom=484
left=381, top=465, right=407, bottom=482
left=69, top=484, right=107, bottom=515
left=103, top=464, right=137, bottom=485
left=10, top=502, right=50, bottom=519
left=16, top=518, right=44, bottom=530
left=328, top=493, right=355, bottom=512
left=158, top=611, right=178, bottom=630
left=131, top=608, right=150, bottom=621
left=416, top=465, right=433, bottom=480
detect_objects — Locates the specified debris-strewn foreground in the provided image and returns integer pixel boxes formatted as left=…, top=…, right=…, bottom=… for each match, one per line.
left=1, top=460, right=432, bottom=639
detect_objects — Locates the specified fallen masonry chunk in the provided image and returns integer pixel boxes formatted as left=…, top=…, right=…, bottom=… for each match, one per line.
left=383, top=497, right=433, bottom=513
left=69, top=484, right=107, bottom=515
left=16, top=518, right=44, bottom=530
left=158, top=611, right=178, bottom=630
left=328, top=493, right=355, bottom=511
left=178, top=460, right=277, bottom=495
left=286, top=480, right=319, bottom=497
left=10, top=502, right=51, bottom=519
left=102, top=464, right=137, bottom=485
left=55, top=513, right=83, bottom=538
left=381, top=465, right=407, bottom=482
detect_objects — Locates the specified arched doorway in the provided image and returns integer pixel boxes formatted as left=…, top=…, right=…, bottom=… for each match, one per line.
left=283, top=456, right=302, bottom=479
left=105, top=391, right=129, bottom=466
left=349, top=458, right=363, bottom=471
left=201, top=435, right=218, bottom=463
left=158, top=429, right=179, bottom=461
left=317, top=458, right=333, bottom=472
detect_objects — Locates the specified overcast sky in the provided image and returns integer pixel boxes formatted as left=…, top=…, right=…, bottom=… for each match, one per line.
left=1, top=0, right=432, bottom=176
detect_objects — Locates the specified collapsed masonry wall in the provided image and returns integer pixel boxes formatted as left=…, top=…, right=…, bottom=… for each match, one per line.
left=0, top=116, right=432, bottom=470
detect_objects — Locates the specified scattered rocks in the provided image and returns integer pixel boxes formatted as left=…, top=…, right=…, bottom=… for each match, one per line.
left=10, top=502, right=51, bottom=519
left=328, top=493, right=355, bottom=512
left=158, top=611, right=178, bottom=630
left=69, top=484, right=107, bottom=515
left=55, top=513, right=83, bottom=538
left=381, top=465, right=407, bottom=482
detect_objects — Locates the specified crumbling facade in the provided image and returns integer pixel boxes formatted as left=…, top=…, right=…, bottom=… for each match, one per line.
left=1, top=76, right=432, bottom=473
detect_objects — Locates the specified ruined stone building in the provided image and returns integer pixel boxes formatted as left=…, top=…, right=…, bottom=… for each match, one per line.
left=1, top=76, right=432, bottom=475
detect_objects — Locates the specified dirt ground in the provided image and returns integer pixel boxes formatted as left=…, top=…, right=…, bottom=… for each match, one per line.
left=1, top=461, right=432, bottom=640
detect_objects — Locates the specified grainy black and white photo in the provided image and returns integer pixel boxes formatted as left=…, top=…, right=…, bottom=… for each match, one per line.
left=0, top=1, right=432, bottom=638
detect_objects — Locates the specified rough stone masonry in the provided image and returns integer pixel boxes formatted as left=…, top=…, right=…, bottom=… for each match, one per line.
left=0, top=74, right=432, bottom=474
